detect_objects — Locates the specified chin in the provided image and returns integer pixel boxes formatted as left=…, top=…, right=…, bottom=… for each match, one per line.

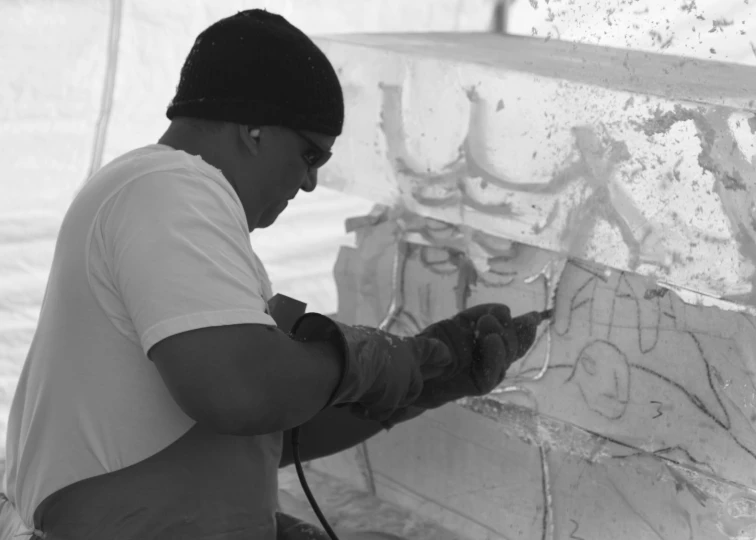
left=254, top=217, right=275, bottom=229
left=256, top=209, right=284, bottom=229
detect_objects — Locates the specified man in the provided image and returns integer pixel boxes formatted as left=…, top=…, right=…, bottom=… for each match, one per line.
left=1, top=10, right=539, bottom=540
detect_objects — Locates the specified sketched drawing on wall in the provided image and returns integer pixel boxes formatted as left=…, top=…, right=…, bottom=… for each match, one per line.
left=335, top=206, right=756, bottom=538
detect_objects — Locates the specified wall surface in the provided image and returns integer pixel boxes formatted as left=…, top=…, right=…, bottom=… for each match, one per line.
left=312, top=23, right=756, bottom=540
left=315, top=32, right=756, bottom=306
left=507, top=0, right=756, bottom=66
left=324, top=210, right=756, bottom=538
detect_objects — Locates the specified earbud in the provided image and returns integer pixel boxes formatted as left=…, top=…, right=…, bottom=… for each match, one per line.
left=249, top=128, right=261, bottom=140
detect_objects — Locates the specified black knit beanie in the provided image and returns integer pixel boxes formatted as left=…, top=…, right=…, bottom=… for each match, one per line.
left=166, top=10, right=344, bottom=136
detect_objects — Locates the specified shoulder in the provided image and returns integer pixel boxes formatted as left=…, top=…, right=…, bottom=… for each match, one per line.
left=101, top=149, right=248, bottom=239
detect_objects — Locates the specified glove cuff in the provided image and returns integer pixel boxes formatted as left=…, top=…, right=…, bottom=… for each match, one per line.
left=379, top=405, right=427, bottom=431
left=290, top=313, right=352, bottom=408
left=291, top=313, right=426, bottom=418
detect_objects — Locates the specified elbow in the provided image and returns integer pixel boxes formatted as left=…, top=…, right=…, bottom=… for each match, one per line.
left=188, top=392, right=290, bottom=436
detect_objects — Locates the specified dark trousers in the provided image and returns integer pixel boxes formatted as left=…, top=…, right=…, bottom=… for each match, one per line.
left=276, top=512, right=331, bottom=540
left=28, top=511, right=329, bottom=539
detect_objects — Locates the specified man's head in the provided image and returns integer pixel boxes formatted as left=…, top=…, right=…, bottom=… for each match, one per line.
left=162, top=10, right=343, bottom=230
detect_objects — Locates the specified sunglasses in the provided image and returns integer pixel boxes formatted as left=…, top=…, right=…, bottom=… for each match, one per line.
left=294, top=130, right=332, bottom=170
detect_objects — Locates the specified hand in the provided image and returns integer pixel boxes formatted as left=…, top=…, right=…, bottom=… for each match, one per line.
left=410, top=303, right=541, bottom=410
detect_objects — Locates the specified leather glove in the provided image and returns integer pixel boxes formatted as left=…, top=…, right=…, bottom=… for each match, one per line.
left=405, top=303, right=541, bottom=411
left=290, top=314, right=453, bottom=422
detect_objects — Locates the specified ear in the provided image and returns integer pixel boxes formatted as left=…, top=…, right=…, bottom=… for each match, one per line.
left=239, top=125, right=262, bottom=155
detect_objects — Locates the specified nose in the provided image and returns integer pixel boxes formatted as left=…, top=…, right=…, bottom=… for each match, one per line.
left=301, top=168, right=318, bottom=193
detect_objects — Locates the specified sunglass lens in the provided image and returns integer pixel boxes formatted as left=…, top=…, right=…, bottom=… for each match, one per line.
left=304, top=149, right=331, bottom=169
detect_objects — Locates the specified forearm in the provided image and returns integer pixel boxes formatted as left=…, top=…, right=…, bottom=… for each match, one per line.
left=279, top=405, right=427, bottom=468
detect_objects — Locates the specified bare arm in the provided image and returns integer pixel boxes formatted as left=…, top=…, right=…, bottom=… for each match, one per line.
left=148, top=323, right=344, bottom=436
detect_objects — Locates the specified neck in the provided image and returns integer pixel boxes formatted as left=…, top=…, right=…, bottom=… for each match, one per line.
left=158, top=122, right=238, bottom=188
left=159, top=123, right=211, bottom=161
left=158, top=120, right=262, bottom=231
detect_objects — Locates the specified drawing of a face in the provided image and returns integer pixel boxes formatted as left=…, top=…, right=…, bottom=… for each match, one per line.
left=566, top=340, right=631, bottom=420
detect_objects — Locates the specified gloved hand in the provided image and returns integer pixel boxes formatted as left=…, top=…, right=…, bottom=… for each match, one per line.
left=290, top=314, right=454, bottom=422
left=402, top=304, right=542, bottom=411
left=290, top=304, right=542, bottom=425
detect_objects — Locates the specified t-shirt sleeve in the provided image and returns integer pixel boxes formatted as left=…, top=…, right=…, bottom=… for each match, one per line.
left=100, top=171, right=276, bottom=355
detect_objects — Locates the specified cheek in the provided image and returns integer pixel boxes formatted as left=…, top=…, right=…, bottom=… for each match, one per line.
left=264, top=153, right=308, bottom=195
left=283, top=162, right=308, bottom=192
left=289, top=157, right=308, bottom=178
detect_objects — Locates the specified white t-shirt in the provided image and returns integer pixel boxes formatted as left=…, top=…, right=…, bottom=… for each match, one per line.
left=3, top=145, right=278, bottom=530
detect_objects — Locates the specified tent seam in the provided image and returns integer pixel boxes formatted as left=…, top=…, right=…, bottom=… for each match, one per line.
left=87, top=0, right=124, bottom=178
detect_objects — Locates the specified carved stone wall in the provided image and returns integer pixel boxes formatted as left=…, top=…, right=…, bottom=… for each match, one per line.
left=316, top=33, right=756, bottom=539
left=326, top=208, right=756, bottom=539
left=316, top=33, right=756, bottom=305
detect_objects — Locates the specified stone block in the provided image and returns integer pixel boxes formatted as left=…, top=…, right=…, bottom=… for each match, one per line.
left=316, top=33, right=756, bottom=305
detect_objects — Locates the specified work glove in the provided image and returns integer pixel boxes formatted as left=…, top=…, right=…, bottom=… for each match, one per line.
left=290, top=314, right=454, bottom=422
left=290, top=304, right=542, bottom=424
left=379, top=304, right=543, bottom=428
left=412, top=303, right=541, bottom=409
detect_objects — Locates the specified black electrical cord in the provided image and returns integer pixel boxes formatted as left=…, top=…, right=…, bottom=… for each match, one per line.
left=290, top=426, right=341, bottom=540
